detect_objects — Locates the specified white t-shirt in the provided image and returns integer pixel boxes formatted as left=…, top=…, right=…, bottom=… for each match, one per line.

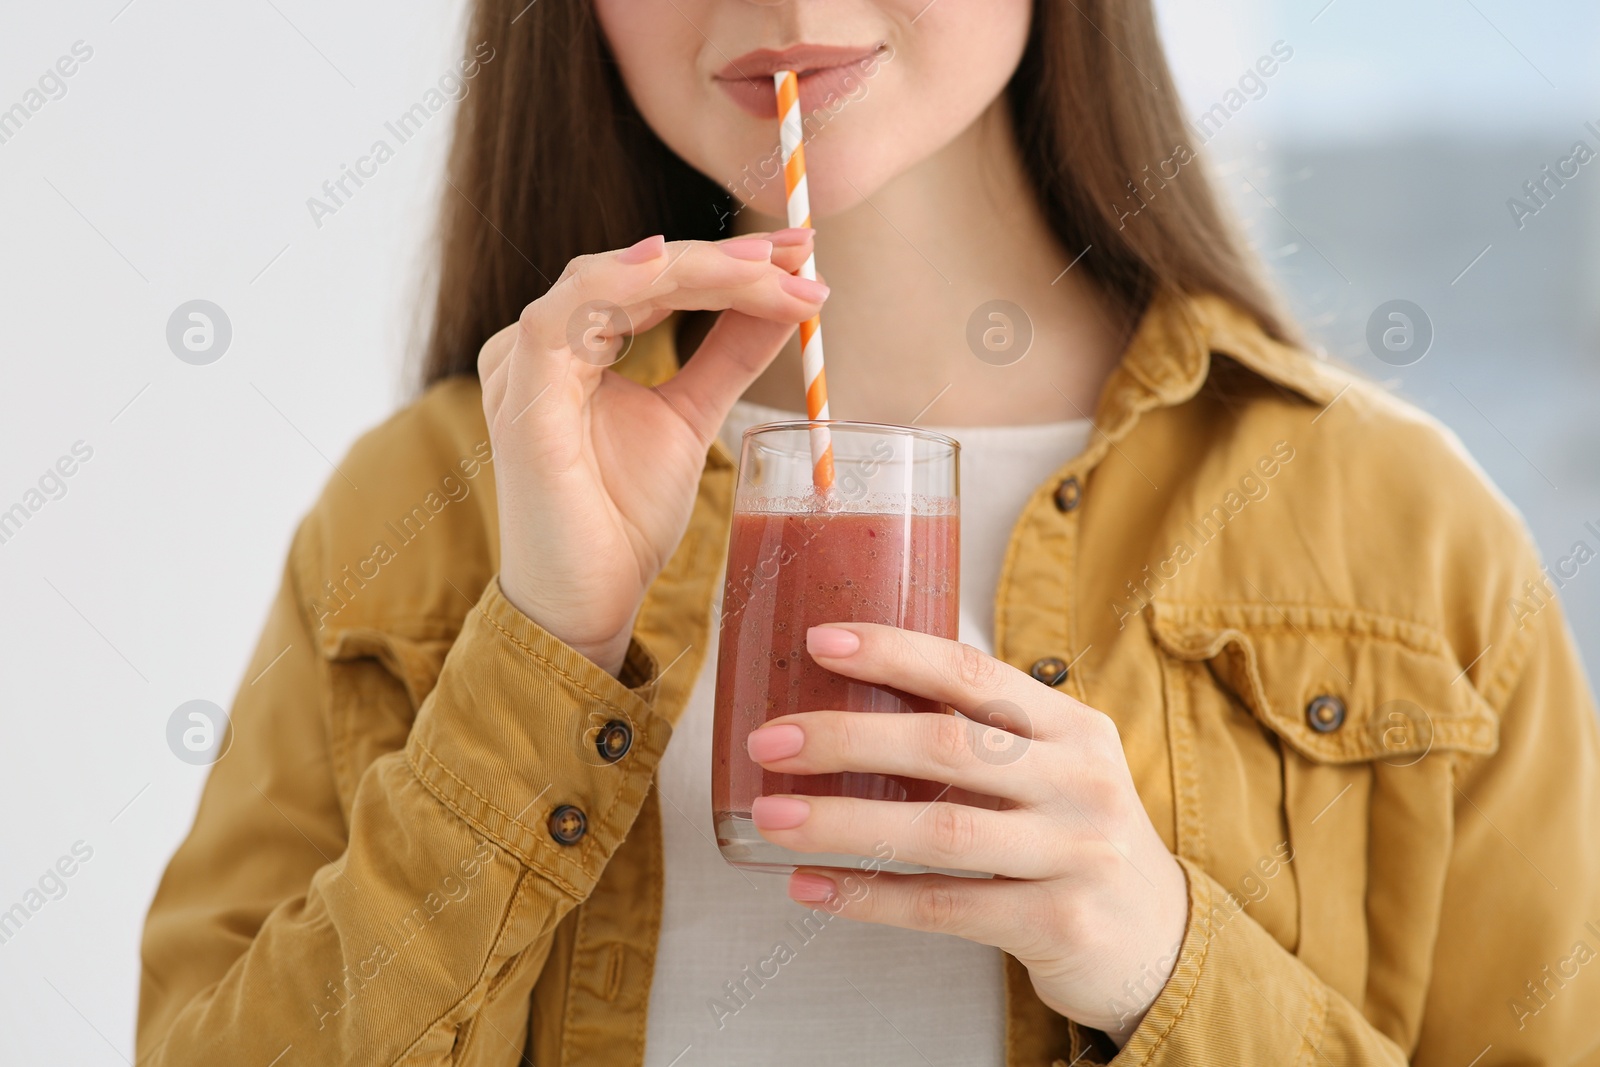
left=644, top=398, right=1093, bottom=1066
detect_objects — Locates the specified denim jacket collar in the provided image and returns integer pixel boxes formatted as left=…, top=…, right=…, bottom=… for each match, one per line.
left=611, top=290, right=1348, bottom=478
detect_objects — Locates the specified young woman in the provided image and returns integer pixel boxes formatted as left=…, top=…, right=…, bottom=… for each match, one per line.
left=137, top=2, right=1600, bottom=1064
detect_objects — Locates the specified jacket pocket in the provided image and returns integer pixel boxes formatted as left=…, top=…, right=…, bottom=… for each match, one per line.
left=319, top=623, right=460, bottom=819
left=1148, top=600, right=1499, bottom=765
left=1146, top=599, right=1498, bottom=1011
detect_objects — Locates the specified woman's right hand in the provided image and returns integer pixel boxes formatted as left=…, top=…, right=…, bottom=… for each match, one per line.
left=478, top=231, right=827, bottom=677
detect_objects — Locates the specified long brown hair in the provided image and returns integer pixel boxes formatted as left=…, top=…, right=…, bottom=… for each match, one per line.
left=419, top=0, right=1296, bottom=387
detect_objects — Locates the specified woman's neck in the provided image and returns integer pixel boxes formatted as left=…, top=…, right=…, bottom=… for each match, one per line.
left=731, top=96, right=1129, bottom=427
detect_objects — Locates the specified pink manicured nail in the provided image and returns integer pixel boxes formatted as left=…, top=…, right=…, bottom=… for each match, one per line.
left=789, top=872, right=837, bottom=904
left=751, top=795, right=811, bottom=830
left=806, top=625, right=859, bottom=657
left=617, top=234, right=665, bottom=264
left=720, top=237, right=774, bottom=261
left=768, top=227, right=814, bottom=247
left=747, top=724, right=806, bottom=762
left=779, top=274, right=831, bottom=302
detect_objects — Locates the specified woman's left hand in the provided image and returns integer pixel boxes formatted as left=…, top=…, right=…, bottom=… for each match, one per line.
left=745, top=622, right=1191, bottom=1046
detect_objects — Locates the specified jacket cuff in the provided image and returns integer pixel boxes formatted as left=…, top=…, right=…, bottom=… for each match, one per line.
left=405, top=577, right=671, bottom=899
left=1113, top=856, right=1328, bottom=1065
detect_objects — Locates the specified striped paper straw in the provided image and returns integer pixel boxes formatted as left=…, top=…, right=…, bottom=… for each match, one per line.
left=774, top=69, right=834, bottom=490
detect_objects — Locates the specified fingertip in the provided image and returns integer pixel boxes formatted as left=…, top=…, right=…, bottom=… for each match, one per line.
left=769, top=227, right=815, bottom=247
left=806, top=625, right=860, bottom=658
left=778, top=274, right=831, bottom=303
left=617, top=234, right=666, bottom=264
left=751, top=795, right=811, bottom=831
left=747, top=722, right=806, bottom=762
left=789, top=871, right=838, bottom=904
left=720, top=237, right=775, bottom=261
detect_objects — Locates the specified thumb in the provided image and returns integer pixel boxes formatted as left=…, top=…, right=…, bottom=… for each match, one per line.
left=654, top=311, right=797, bottom=442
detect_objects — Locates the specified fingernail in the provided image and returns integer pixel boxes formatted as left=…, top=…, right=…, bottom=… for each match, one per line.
left=768, top=227, right=814, bottom=247
left=617, top=234, right=665, bottom=264
left=780, top=273, right=832, bottom=302
left=789, top=872, right=837, bottom=904
left=751, top=795, right=811, bottom=830
left=807, top=625, right=859, bottom=657
left=747, top=724, right=805, bottom=762
left=720, top=237, right=774, bottom=261
left=779, top=274, right=831, bottom=302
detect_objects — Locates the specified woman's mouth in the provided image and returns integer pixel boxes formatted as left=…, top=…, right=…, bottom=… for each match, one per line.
left=713, top=43, right=888, bottom=119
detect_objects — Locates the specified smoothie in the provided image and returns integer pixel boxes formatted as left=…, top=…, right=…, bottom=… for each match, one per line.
left=712, top=500, right=958, bottom=868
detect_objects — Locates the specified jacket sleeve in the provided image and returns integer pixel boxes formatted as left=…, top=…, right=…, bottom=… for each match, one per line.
left=137, top=518, right=670, bottom=1065
left=1112, top=566, right=1600, bottom=1065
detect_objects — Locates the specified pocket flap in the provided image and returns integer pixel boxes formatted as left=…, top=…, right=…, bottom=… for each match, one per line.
left=317, top=623, right=462, bottom=816
left=1148, top=600, right=1498, bottom=763
left=320, top=623, right=460, bottom=710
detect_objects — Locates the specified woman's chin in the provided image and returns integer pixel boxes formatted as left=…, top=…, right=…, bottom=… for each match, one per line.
left=726, top=177, right=883, bottom=231
left=801, top=163, right=899, bottom=221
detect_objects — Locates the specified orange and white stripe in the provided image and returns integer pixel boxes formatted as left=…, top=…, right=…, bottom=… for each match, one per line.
left=775, top=69, right=834, bottom=489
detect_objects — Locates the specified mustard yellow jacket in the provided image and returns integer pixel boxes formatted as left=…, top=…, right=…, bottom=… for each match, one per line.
left=138, top=291, right=1600, bottom=1065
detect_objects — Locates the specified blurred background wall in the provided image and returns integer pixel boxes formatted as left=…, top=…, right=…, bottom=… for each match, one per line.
left=0, top=0, right=1595, bottom=1060
left=1158, top=0, right=1600, bottom=659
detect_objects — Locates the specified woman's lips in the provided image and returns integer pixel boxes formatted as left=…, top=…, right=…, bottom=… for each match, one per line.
left=714, top=44, right=885, bottom=119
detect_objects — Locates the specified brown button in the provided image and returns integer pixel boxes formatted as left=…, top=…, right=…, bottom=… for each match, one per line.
left=548, top=805, right=588, bottom=845
left=596, top=720, right=633, bottom=763
left=1030, top=657, right=1070, bottom=686
left=1306, top=695, right=1346, bottom=733
left=1053, top=477, right=1081, bottom=513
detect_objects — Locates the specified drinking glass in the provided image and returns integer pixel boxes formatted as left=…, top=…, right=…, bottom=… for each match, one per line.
left=711, top=421, right=960, bottom=875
